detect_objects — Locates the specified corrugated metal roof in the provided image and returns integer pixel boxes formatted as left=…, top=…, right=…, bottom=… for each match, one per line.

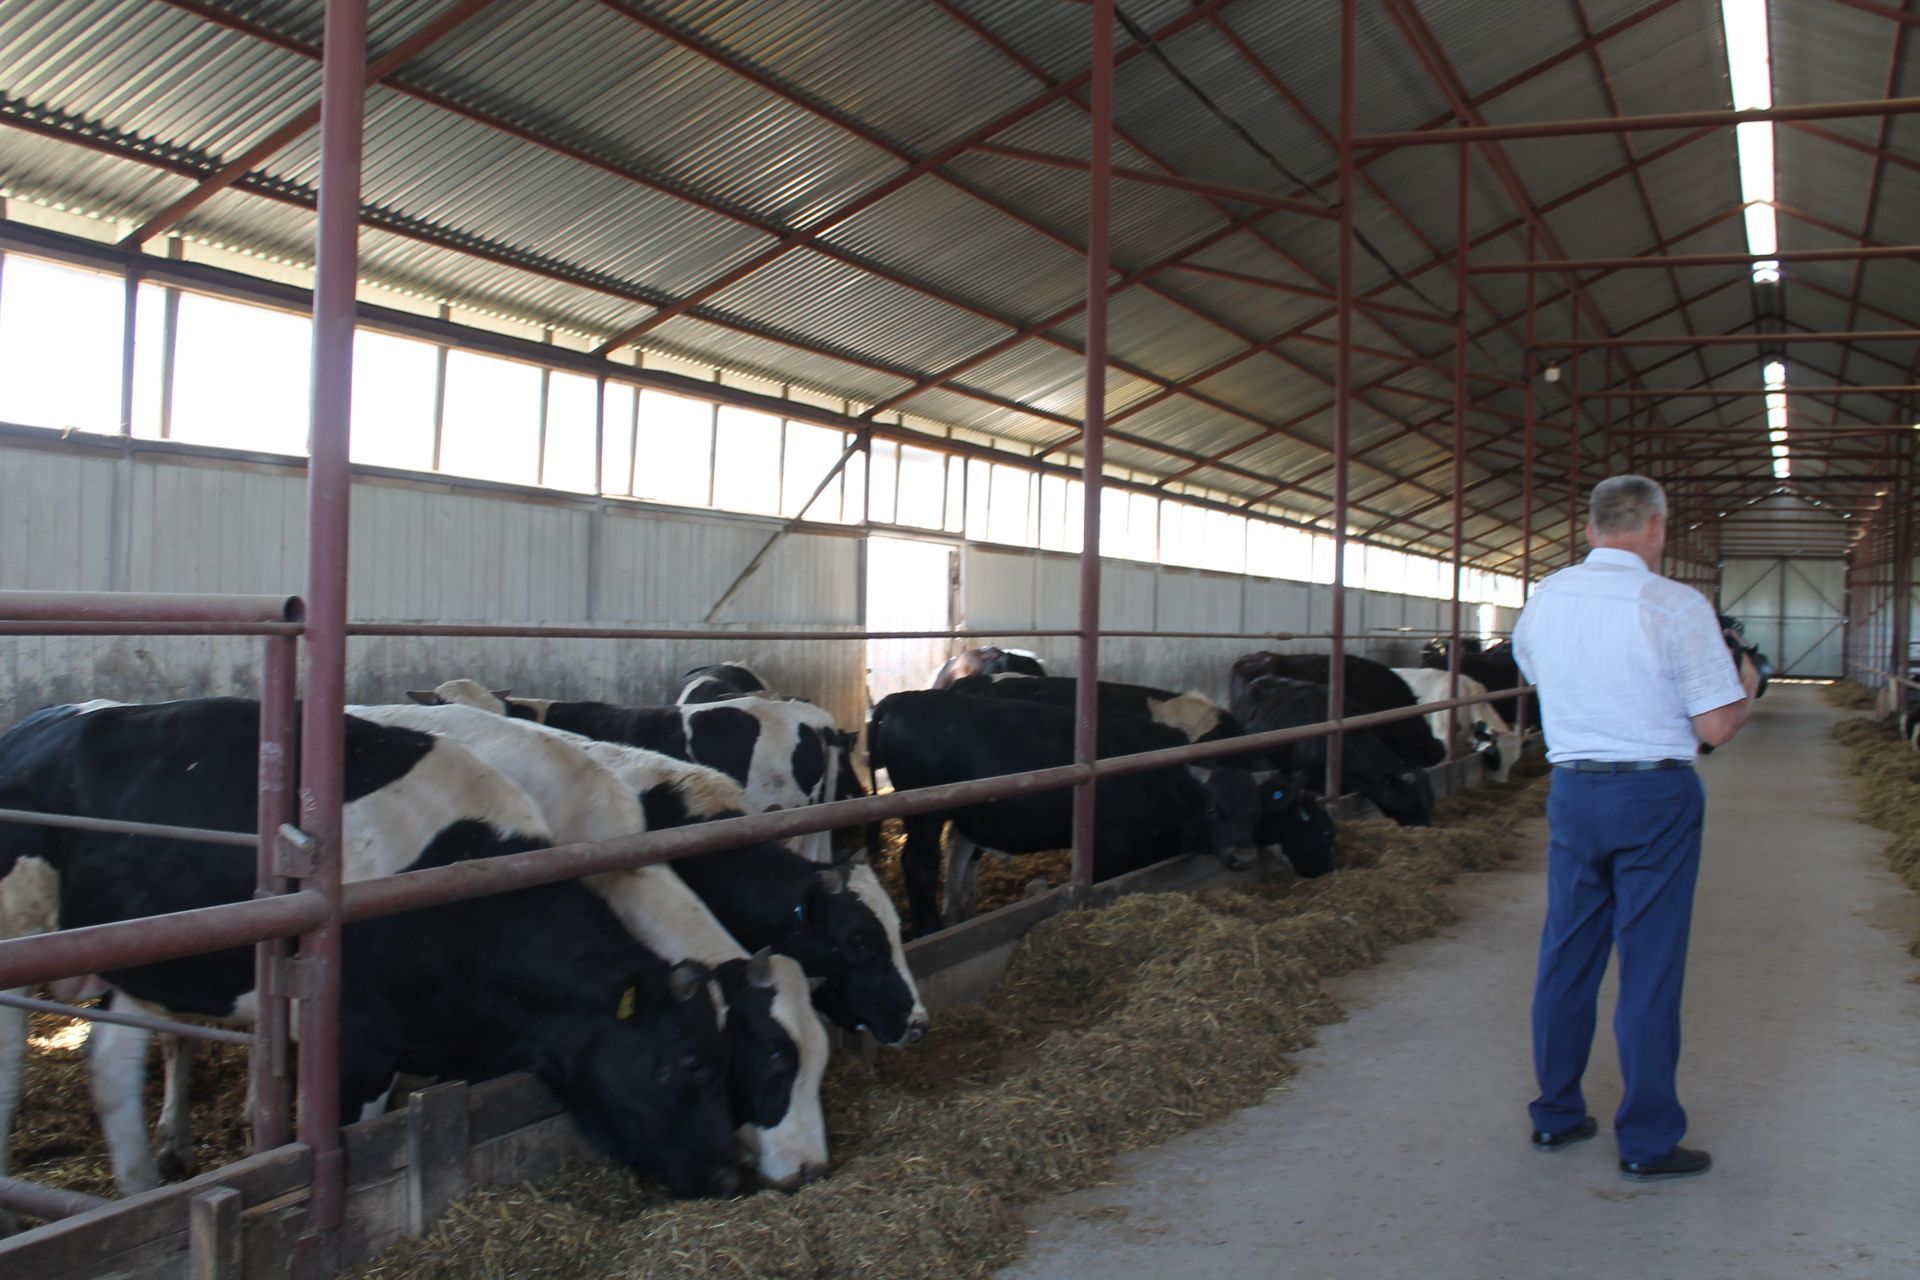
left=0, top=0, right=1910, bottom=570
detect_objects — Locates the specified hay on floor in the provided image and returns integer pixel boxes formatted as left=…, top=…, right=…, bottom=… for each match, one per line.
left=1827, top=716, right=1920, bottom=959
left=352, top=762, right=1553, bottom=1280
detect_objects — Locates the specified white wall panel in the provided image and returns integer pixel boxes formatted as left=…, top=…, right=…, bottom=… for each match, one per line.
left=0, top=444, right=116, bottom=591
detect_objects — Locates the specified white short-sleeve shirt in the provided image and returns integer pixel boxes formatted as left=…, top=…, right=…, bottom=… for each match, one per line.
left=1513, top=547, right=1747, bottom=764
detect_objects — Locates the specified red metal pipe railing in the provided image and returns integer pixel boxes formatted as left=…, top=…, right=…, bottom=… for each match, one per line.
left=0, top=688, right=1533, bottom=991
left=0, top=992, right=251, bottom=1046
left=0, top=807, right=257, bottom=848
left=0, top=1176, right=109, bottom=1223
left=0, top=592, right=301, bottom=624
left=0, top=892, right=331, bottom=992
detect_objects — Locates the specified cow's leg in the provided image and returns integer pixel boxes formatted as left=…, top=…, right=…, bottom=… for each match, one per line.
left=153, top=1031, right=196, bottom=1181
left=0, top=853, right=60, bottom=1233
left=0, top=998, right=25, bottom=1235
left=89, top=1010, right=162, bottom=1193
left=944, top=830, right=982, bottom=925
left=899, top=814, right=945, bottom=938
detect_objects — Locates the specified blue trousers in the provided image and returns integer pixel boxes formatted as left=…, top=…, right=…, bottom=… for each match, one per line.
left=1529, top=767, right=1705, bottom=1164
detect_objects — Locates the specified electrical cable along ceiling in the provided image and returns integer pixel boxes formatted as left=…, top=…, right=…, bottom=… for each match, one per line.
left=0, top=0, right=1913, bottom=568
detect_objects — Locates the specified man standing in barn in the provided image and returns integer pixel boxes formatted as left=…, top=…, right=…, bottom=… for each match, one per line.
left=1512, top=474, right=1761, bottom=1181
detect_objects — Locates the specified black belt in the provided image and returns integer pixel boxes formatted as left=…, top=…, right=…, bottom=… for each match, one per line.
left=1552, top=758, right=1693, bottom=773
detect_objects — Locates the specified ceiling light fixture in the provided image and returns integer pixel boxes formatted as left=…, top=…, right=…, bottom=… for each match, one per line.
left=1721, top=0, right=1779, bottom=285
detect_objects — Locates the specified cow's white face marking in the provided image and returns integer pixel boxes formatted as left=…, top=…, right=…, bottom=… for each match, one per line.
left=1151, top=693, right=1225, bottom=741
left=737, top=954, right=829, bottom=1190
left=843, top=863, right=926, bottom=1042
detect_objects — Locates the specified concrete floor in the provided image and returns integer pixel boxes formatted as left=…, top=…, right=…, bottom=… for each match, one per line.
left=1004, top=686, right=1920, bottom=1280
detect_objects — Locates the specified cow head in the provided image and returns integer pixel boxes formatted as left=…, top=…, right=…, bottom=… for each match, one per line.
left=718, top=950, right=829, bottom=1192
left=784, top=860, right=928, bottom=1047
left=1254, top=772, right=1336, bottom=878
left=1182, top=764, right=1264, bottom=871
left=543, top=960, right=739, bottom=1199
left=405, top=679, right=512, bottom=713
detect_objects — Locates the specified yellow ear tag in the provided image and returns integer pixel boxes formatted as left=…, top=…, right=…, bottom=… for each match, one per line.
left=616, top=987, right=637, bottom=1021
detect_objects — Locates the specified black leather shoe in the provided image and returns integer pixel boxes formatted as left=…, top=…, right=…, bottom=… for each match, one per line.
left=1530, top=1116, right=1598, bottom=1151
left=1619, top=1146, right=1712, bottom=1181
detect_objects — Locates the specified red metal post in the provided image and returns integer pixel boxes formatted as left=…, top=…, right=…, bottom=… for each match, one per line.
left=1523, top=225, right=1536, bottom=603
left=1070, top=0, right=1112, bottom=896
left=251, top=636, right=295, bottom=1154
left=1328, top=0, right=1356, bottom=797
left=295, top=0, right=366, bottom=1245
left=1567, top=302, right=1582, bottom=564
left=1448, top=142, right=1467, bottom=757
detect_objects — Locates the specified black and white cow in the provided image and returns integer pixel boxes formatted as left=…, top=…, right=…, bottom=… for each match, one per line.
left=868, top=689, right=1274, bottom=938
left=1230, top=653, right=1447, bottom=771
left=410, top=680, right=863, bottom=865
left=350, top=703, right=829, bottom=1190
left=676, top=663, right=772, bottom=705
left=1421, top=639, right=1533, bottom=730
left=463, top=724, right=927, bottom=1048
left=945, top=675, right=1334, bottom=876
left=1392, top=667, right=1521, bottom=784
left=1230, top=675, right=1434, bottom=827
left=0, top=698, right=741, bottom=1211
left=929, top=646, right=1046, bottom=689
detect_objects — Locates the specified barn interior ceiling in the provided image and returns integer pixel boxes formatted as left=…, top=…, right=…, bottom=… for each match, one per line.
left=1, top=0, right=1914, bottom=571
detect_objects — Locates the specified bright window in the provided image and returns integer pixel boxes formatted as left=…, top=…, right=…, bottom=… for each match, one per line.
left=541, top=371, right=600, bottom=493
left=0, top=255, right=127, bottom=434
left=439, top=350, right=541, bottom=484
left=350, top=330, right=437, bottom=471
left=782, top=421, right=851, bottom=520
left=986, top=464, right=1034, bottom=546
left=600, top=383, right=637, bottom=496
left=633, top=390, right=713, bottom=508
left=896, top=444, right=945, bottom=529
left=170, top=292, right=311, bottom=455
left=711, top=407, right=781, bottom=515
left=868, top=438, right=900, bottom=524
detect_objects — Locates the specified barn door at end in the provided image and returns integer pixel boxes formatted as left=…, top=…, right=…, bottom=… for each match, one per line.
left=1719, top=558, right=1846, bottom=678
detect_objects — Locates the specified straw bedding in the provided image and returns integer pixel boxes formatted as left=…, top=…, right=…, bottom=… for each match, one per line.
left=1828, top=715, right=1920, bottom=957
left=1824, top=680, right=1879, bottom=711
left=11, top=1009, right=253, bottom=1210
left=351, top=757, right=1551, bottom=1280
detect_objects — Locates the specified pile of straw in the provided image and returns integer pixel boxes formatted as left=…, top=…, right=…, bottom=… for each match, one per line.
left=1829, top=716, right=1920, bottom=957
left=1824, top=680, right=1879, bottom=711
left=354, top=762, right=1552, bottom=1280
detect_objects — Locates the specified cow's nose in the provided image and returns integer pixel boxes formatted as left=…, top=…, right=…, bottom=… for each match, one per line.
left=905, top=1016, right=930, bottom=1044
left=709, top=1163, right=743, bottom=1199
left=799, top=1162, right=830, bottom=1187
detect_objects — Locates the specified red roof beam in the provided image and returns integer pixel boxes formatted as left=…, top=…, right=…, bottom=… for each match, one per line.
left=1356, top=97, right=1920, bottom=148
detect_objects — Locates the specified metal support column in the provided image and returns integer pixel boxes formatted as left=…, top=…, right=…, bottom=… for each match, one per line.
left=251, top=636, right=296, bottom=1153
left=295, top=0, right=367, bottom=1252
left=1567, top=303, right=1582, bottom=565
left=1070, top=0, right=1113, bottom=895
left=1895, top=436, right=1914, bottom=682
left=1522, top=225, right=1535, bottom=605
left=1328, top=0, right=1356, bottom=796
left=1447, top=143, right=1467, bottom=756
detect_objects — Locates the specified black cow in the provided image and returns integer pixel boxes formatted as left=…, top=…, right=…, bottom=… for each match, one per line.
left=0, top=699, right=740, bottom=1203
left=676, top=662, right=772, bottom=705
left=869, top=689, right=1276, bottom=938
left=945, top=674, right=1333, bottom=874
left=929, top=646, right=1046, bottom=689
left=1231, top=653, right=1446, bottom=771
left=1231, top=675, right=1434, bottom=827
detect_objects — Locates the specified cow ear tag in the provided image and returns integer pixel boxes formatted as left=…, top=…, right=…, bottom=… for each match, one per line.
left=616, top=987, right=637, bottom=1020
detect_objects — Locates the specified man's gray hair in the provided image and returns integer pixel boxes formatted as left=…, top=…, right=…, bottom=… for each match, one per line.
left=1588, top=475, right=1667, bottom=534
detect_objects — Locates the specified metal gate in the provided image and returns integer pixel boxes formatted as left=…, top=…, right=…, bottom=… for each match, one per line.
left=1719, top=558, right=1846, bottom=678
